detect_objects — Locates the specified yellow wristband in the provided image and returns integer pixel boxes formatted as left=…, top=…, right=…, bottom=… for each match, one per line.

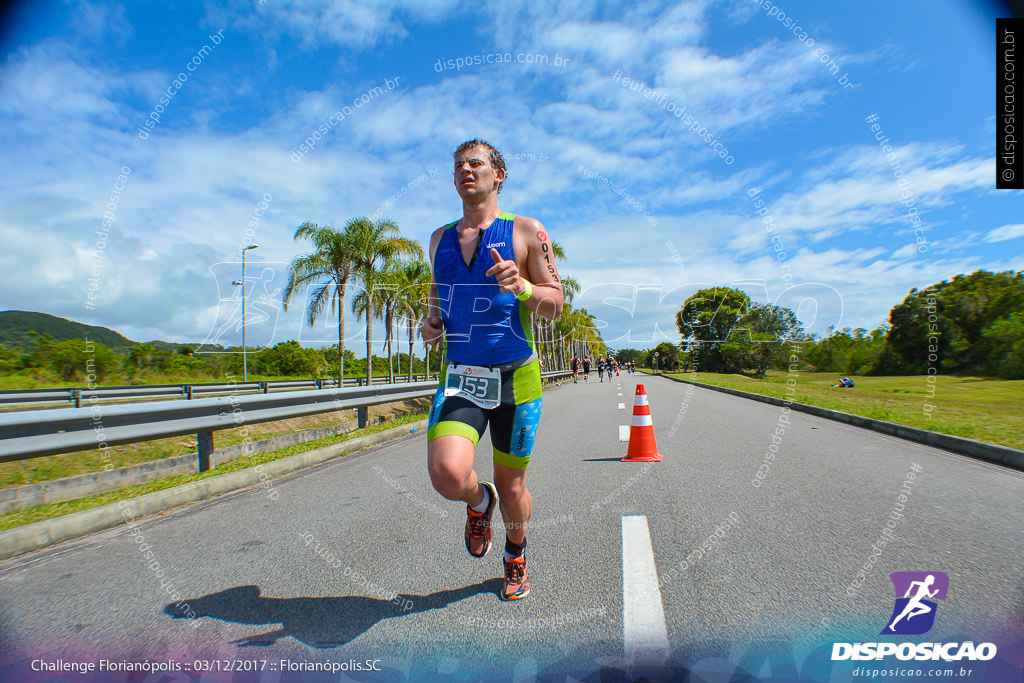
left=516, top=279, right=533, bottom=301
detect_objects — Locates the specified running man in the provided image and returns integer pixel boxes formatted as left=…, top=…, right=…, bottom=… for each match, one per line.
left=888, top=575, right=939, bottom=631
left=582, top=355, right=591, bottom=381
left=597, top=356, right=605, bottom=382
left=571, top=354, right=579, bottom=383
left=420, top=139, right=564, bottom=601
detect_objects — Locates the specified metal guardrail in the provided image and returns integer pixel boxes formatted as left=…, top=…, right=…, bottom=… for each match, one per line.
left=0, top=370, right=573, bottom=471
left=0, top=374, right=430, bottom=408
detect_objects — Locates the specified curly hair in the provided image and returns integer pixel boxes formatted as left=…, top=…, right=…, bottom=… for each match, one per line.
left=453, top=139, right=506, bottom=194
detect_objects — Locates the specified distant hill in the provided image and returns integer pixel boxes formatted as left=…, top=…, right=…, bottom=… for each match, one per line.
left=0, top=310, right=137, bottom=350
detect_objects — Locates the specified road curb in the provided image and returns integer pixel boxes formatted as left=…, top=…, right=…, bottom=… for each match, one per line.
left=656, top=375, right=1024, bottom=471
left=0, top=418, right=428, bottom=561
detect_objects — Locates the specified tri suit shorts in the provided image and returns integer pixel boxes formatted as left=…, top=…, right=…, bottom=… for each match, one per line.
left=427, top=355, right=543, bottom=470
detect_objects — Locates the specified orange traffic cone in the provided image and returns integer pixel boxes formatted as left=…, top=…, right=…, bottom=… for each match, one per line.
left=622, top=384, right=662, bottom=462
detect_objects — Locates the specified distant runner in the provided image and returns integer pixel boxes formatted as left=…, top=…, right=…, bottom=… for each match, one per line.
left=582, top=355, right=591, bottom=381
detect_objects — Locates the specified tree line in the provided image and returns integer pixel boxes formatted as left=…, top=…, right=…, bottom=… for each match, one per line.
left=0, top=216, right=612, bottom=386
left=662, top=270, right=1023, bottom=379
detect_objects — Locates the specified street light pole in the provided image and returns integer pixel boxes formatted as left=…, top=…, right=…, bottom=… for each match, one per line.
left=237, top=244, right=259, bottom=382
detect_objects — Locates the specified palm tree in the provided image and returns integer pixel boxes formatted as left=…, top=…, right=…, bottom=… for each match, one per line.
left=395, top=259, right=433, bottom=382
left=351, top=286, right=386, bottom=382
left=346, top=217, right=423, bottom=385
left=282, top=222, right=355, bottom=383
left=375, top=262, right=403, bottom=383
left=558, top=305, right=602, bottom=360
left=556, top=274, right=581, bottom=369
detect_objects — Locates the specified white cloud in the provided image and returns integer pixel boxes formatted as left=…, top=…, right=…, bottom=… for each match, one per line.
left=983, top=223, right=1024, bottom=243
left=0, top=0, right=1017, bottom=353
left=210, top=0, right=460, bottom=50
left=891, top=243, right=919, bottom=260
left=755, top=143, right=992, bottom=238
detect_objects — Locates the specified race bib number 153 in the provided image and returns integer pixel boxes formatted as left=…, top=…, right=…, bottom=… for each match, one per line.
left=444, top=364, right=501, bottom=409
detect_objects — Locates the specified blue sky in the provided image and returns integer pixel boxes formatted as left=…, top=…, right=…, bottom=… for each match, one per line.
left=1, top=0, right=1021, bottom=354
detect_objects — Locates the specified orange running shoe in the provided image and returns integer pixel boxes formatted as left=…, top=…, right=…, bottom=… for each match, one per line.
left=464, top=481, right=498, bottom=558
left=501, top=555, right=530, bottom=601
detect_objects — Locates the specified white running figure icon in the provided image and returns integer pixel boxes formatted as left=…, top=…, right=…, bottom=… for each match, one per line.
left=888, top=574, right=939, bottom=631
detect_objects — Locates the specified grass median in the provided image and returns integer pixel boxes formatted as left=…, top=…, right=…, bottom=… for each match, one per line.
left=646, top=370, right=1023, bottom=450
left=0, top=412, right=427, bottom=531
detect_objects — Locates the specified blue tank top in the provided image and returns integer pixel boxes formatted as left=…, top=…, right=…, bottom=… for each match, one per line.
left=433, top=212, right=534, bottom=365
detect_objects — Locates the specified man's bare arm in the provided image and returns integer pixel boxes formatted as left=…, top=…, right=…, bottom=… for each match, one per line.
left=517, top=216, right=563, bottom=321
left=419, top=226, right=446, bottom=348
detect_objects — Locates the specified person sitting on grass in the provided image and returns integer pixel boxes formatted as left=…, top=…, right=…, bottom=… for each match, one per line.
left=832, top=376, right=855, bottom=388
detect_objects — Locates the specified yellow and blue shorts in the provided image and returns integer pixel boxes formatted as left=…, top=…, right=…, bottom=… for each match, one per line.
left=427, top=356, right=543, bottom=470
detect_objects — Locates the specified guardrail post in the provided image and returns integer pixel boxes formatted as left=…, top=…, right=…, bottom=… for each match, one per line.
left=72, top=389, right=81, bottom=409
left=261, top=381, right=269, bottom=394
left=357, top=378, right=363, bottom=387
left=197, top=431, right=213, bottom=472
left=357, top=406, right=368, bottom=429
left=185, top=385, right=193, bottom=400
left=316, top=379, right=323, bottom=390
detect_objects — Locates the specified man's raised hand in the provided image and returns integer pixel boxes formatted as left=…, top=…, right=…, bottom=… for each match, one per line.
left=485, top=248, right=524, bottom=296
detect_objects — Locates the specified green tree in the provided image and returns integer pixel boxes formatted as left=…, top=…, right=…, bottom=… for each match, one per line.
left=883, top=270, right=1024, bottom=375
left=282, top=222, right=357, bottom=383
left=675, top=287, right=752, bottom=372
left=553, top=273, right=580, bottom=370
left=0, top=344, right=25, bottom=373
left=803, top=326, right=887, bottom=374
left=347, top=217, right=423, bottom=384
left=557, top=305, right=604, bottom=359
left=374, top=261, right=403, bottom=383
left=725, top=304, right=804, bottom=376
left=250, top=340, right=322, bottom=377
left=30, top=335, right=118, bottom=382
left=395, top=258, right=432, bottom=381
left=352, top=286, right=386, bottom=382
left=126, top=342, right=175, bottom=376
left=982, top=311, right=1024, bottom=379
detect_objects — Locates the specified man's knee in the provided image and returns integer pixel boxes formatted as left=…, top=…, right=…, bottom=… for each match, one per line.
left=428, top=461, right=468, bottom=497
left=496, top=476, right=528, bottom=504
left=427, top=444, right=475, bottom=498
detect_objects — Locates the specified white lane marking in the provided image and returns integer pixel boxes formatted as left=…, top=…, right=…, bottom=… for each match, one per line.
left=0, top=541, right=105, bottom=575
left=617, top=402, right=625, bottom=410
left=617, top=392, right=623, bottom=396
left=619, top=425, right=631, bottom=441
left=621, top=515, right=670, bottom=661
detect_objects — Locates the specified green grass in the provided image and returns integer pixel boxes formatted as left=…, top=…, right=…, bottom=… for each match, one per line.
left=653, top=370, right=1024, bottom=450
left=0, top=412, right=427, bottom=530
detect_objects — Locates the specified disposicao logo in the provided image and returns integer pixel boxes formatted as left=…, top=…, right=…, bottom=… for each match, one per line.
left=882, top=571, right=948, bottom=635
left=831, top=571, right=997, bottom=663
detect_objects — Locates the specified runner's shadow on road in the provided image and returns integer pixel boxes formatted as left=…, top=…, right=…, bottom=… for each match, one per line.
left=163, top=579, right=502, bottom=649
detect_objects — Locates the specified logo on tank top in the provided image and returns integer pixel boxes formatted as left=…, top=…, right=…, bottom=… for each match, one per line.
left=487, top=241, right=506, bottom=248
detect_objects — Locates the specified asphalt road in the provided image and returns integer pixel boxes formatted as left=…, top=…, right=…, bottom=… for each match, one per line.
left=1, top=373, right=1021, bottom=682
